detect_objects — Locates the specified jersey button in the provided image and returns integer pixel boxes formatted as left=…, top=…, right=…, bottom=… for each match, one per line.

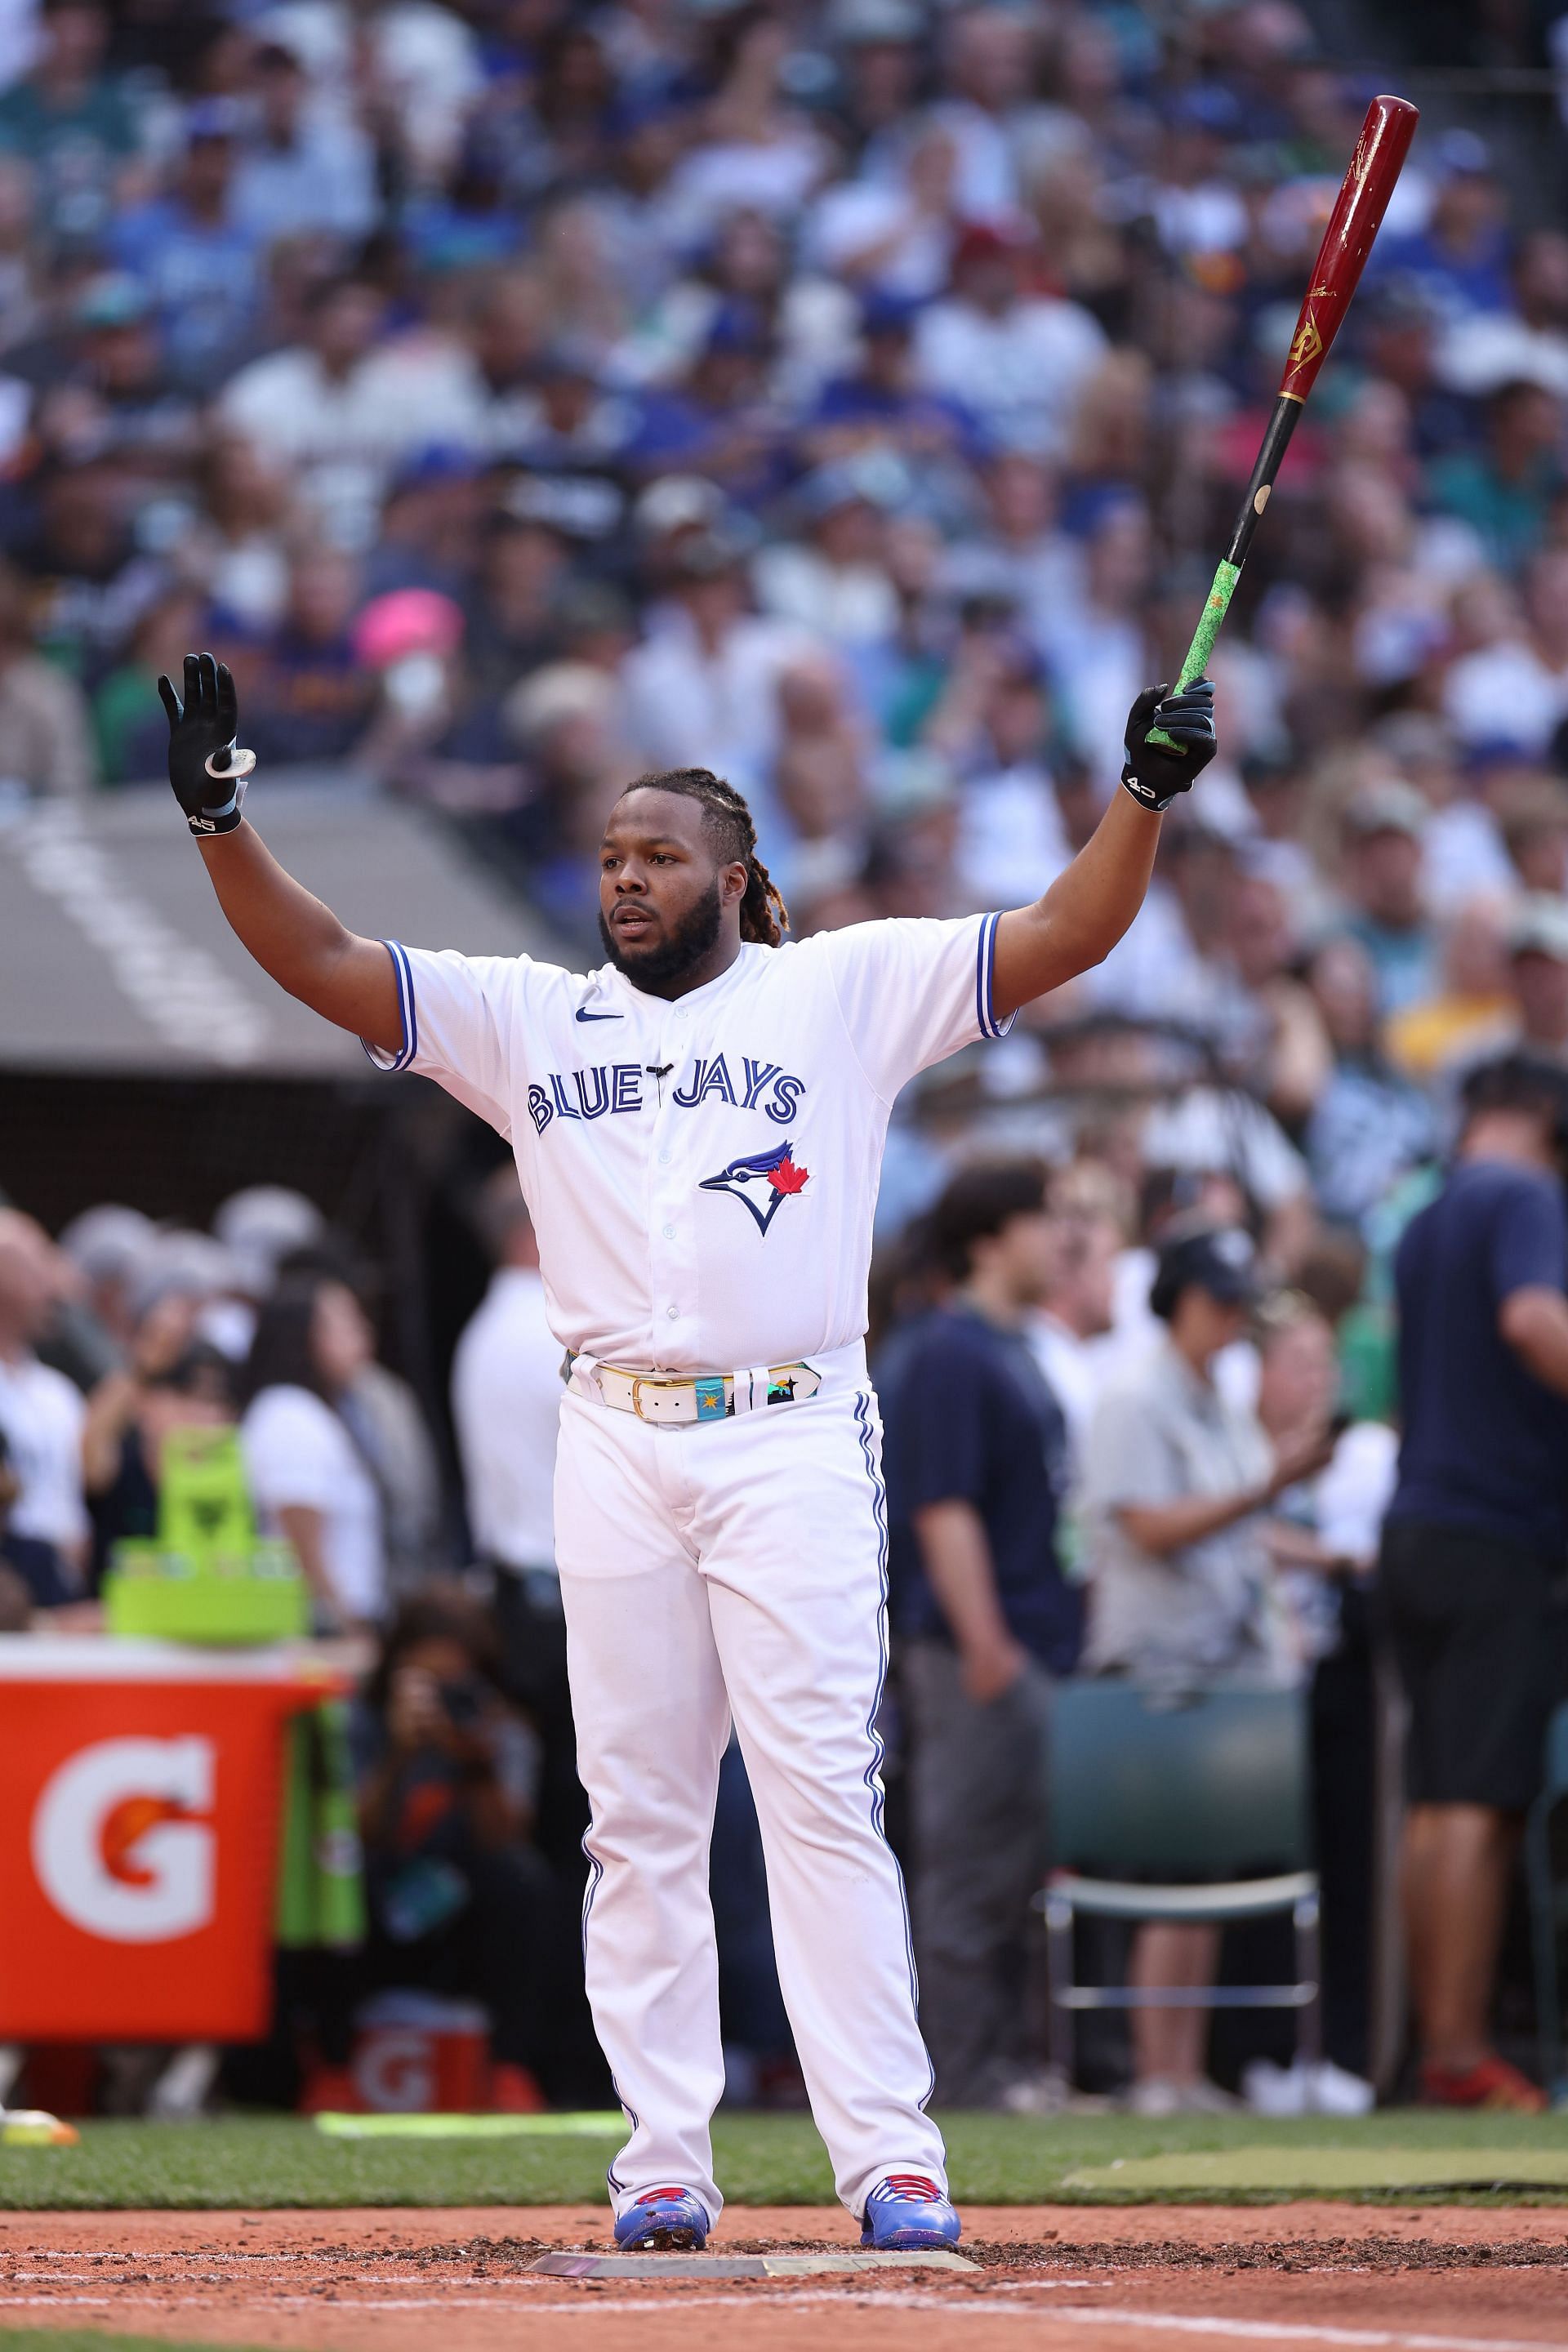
left=662, top=1223, right=675, bottom=1238
left=658, top=1151, right=671, bottom=1165
left=666, top=1305, right=679, bottom=1321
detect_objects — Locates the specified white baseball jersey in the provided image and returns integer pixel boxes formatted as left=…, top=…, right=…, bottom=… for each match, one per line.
left=365, top=911, right=1013, bottom=1371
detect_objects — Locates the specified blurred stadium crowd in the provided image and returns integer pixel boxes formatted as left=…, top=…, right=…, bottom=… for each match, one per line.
left=3, top=0, right=1568, bottom=2118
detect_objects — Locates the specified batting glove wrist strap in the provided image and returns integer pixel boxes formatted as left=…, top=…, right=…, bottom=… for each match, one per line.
left=1120, top=678, right=1218, bottom=815
left=1120, top=761, right=1183, bottom=814
left=185, top=745, right=256, bottom=836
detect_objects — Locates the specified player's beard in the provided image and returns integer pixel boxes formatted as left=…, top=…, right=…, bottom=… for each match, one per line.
left=599, top=876, right=724, bottom=990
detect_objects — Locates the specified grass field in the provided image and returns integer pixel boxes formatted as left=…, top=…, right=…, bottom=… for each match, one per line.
left=0, top=2338, right=252, bottom=2352
left=2, top=2110, right=1568, bottom=2211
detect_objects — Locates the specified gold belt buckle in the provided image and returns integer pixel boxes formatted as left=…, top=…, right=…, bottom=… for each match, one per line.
left=630, top=1374, right=683, bottom=1422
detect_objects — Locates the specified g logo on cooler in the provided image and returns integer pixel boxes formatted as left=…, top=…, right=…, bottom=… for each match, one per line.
left=31, top=1736, right=216, bottom=1942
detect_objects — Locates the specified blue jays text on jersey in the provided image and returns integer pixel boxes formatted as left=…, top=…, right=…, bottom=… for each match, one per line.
left=361, top=911, right=1012, bottom=1373
left=526, top=1052, right=808, bottom=1135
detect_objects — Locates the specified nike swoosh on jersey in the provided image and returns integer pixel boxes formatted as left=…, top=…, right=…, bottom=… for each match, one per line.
left=574, top=1008, right=623, bottom=1022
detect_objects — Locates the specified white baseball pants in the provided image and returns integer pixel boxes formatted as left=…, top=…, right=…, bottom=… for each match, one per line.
left=553, top=1342, right=946, bottom=2222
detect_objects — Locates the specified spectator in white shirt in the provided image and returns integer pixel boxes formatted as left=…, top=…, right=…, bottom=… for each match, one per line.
left=0, top=1209, right=88, bottom=1606
left=452, top=1173, right=559, bottom=1583
left=806, top=118, right=960, bottom=302
left=1030, top=1205, right=1120, bottom=1474
left=218, top=275, right=471, bottom=548
left=452, top=1169, right=585, bottom=1875
left=619, top=528, right=815, bottom=798
left=913, top=220, right=1107, bottom=460
left=1445, top=549, right=1568, bottom=757
left=239, top=1273, right=385, bottom=1628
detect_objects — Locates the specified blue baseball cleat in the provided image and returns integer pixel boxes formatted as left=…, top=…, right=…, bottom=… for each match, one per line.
left=860, top=2172, right=962, bottom=2251
left=613, top=2187, right=710, bottom=2252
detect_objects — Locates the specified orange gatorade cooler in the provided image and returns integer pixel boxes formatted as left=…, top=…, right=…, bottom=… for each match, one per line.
left=0, top=1636, right=344, bottom=2042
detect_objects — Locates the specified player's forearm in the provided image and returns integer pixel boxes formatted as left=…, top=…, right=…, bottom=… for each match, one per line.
left=991, top=793, right=1160, bottom=1017
left=198, top=823, right=345, bottom=990
left=1116, top=1484, right=1266, bottom=1561
left=1040, top=791, right=1163, bottom=972
left=1499, top=1285, right=1568, bottom=1397
left=196, top=823, right=400, bottom=1049
left=913, top=1498, right=1014, bottom=1653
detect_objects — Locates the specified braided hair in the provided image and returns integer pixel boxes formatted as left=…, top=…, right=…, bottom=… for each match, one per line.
left=620, top=767, right=790, bottom=946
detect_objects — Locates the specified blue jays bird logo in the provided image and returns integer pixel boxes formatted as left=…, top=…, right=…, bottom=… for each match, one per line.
left=698, top=1138, right=810, bottom=1235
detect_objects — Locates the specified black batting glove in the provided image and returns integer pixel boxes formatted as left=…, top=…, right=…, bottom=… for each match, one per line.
left=1120, top=678, right=1218, bottom=813
left=158, top=650, right=251, bottom=836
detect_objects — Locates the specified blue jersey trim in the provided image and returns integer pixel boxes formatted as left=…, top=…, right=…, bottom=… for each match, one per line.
left=359, top=939, right=418, bottom=1071
left=974, top=911, right=1018, bottom=1041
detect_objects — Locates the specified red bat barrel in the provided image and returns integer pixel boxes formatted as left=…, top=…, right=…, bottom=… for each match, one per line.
left=1280, top=94, right=1419, bottom=403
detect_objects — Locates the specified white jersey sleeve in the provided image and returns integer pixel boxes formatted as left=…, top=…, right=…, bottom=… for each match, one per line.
left=815, top=911, right=1015, bottom=1102
left=360, top=940, right=524, bottom=1139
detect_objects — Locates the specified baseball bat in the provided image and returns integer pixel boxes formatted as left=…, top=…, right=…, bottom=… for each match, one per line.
left=1146, top=92, right=1419, bottom=748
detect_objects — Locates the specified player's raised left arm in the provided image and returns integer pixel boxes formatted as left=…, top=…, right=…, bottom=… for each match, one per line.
left=990, top=679, right=1216, bottom=1022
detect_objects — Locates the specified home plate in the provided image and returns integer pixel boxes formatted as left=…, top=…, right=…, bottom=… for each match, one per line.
left=530, top=2249, right=978, bottom=2279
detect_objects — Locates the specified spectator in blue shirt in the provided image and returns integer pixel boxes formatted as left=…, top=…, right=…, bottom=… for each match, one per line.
left=1374, top=131, right=1513, bottom=324
left=882, top=1156, right=1079, bottom=2109
left=229, top=43, right=379, bottom=248
left=1382, top=1053, right=1568, bottom=2111
left=109, top=101, right=262, bottom=392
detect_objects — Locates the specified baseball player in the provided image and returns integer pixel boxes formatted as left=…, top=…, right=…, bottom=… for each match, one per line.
left=160, top=650, right=1216, bottom=2251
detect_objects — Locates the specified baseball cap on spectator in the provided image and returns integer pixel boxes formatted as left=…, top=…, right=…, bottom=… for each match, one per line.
left=951, top=221, right=1027, bottom=278
left=667, top=519, right=758, bottom=579
left=1149, top=1223, right=1262, bottom=1321
left=184, top=96, right=245, bottom=145
left=533, top=336, right=604, bottom=383
left=633, top=476, right=728, bottom=540
left=871, top=744, right=956, bottom=817
left=58, top=1203, right=156, bottom=1285
left=387, top=444, right=478, bottom=497
left=131, top=1229, right=243, bottom=1318
left=556, top=577, right=635, bottom=647
left=74, top=273, right=151, bottom=330
left=797, top=451, right=911, bottom=520
left=1374, top=710, right=1450, bottom=771
left=1163, top=84, right=1243, bottom=137
left=1507, top=893, right=1568, bottom=964
left=1435, top=127, right=1494, bottom=181
left=1343, top=777, right=1428, bottom=841
left=506, top=472, right=624, bottom=541
left=860, top=287, right=922, bottom=340
left=703, top=299, right=768, bottom=356
left=505, top=660, right=617, bottom=749
left=604, top=88, right=688, bottom=142
left=213, top=1187, right=327, bottom=1298
left=352, top=589, right=465, bottom=670
left=826, top=0, right=923, bottom=43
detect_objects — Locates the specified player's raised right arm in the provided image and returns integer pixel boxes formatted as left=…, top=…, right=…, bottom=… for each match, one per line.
left=162, top=652, right=403, bottom=1054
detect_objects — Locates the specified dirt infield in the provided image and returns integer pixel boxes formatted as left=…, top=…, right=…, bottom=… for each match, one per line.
left=6, top=2206, right=1568, bottom=2352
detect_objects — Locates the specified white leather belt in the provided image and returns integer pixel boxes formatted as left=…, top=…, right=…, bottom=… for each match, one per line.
left=565, top=1352, right=822, bottom=1425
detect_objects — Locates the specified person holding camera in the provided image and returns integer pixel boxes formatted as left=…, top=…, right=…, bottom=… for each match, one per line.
left=343, top=1586, right=572, bottom=2112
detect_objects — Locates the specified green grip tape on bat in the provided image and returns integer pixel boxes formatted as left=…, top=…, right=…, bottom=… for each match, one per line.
left=1144, top=559, right=1239, bottom=751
